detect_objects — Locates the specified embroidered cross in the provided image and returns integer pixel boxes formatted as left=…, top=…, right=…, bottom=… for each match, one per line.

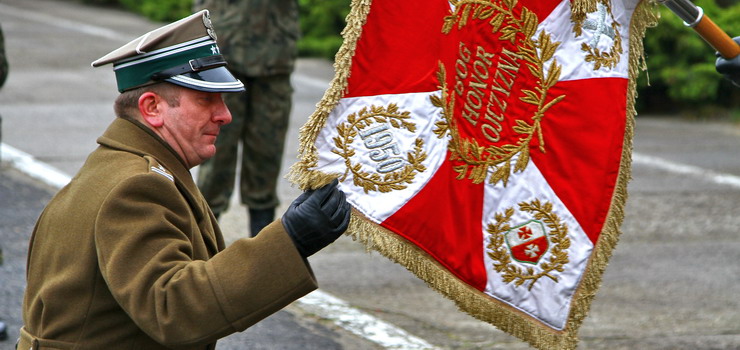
left=524, top=244, right=540, bottom=258
left=583, top=3, right=616, bottom=47
left=518, top=226, right=533, bottom=240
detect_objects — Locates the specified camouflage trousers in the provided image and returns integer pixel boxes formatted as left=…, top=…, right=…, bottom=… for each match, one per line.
left=197, top=73, right=293, bottom=215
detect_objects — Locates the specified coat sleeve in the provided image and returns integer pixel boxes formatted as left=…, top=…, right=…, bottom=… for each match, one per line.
left=94, top=172, right=317, bottom=347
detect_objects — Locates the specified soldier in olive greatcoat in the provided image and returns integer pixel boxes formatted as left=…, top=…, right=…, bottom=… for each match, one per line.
left=17, top=11, right=350, bottom=350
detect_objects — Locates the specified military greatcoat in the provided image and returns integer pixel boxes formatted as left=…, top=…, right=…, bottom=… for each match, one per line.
left=19, top=118, right=317, bottom=349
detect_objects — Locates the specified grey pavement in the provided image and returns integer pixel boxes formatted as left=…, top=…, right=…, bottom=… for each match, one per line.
left=1, top=0, right=740, bottom=349
left=0, top=165, right=53, bottom=349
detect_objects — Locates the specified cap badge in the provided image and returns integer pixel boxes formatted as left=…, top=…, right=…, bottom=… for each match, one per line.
left=202, top=12, right=217, bottom=41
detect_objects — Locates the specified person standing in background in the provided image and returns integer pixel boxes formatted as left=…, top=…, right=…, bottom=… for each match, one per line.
left=193, top=0, right=300, bottom=236
left=0, top=21, right=10, bottom=343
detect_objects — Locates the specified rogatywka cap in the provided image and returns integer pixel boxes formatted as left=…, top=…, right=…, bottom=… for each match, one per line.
left=92, top=10, right=245, bottom=93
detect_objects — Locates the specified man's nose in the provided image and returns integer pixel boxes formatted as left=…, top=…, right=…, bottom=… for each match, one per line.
left=214, top=102, right=232, bottom=125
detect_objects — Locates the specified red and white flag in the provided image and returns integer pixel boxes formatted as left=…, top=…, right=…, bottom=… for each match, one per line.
left=290, top=0, right=657, bottom=348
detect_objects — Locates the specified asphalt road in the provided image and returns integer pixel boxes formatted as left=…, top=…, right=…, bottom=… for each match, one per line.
left=1, top=0, right=739, bottom=349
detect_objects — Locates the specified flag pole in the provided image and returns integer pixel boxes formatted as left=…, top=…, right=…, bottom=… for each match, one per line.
left=659, top=0, right=740, bottom=59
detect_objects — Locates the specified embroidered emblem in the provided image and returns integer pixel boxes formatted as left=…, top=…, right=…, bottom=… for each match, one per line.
left=572, top=0, right=623, bottom=70
left=151, top=164, right=174, bottom=182
left=202, top=11, right=217, bottom=41
left=505, top=220, right=549, bottom=264
left=486, top=199, right=570, bottom=290
left=433, top=0, right=565, bottom=186
left=332, top=104, right=427, bottom=193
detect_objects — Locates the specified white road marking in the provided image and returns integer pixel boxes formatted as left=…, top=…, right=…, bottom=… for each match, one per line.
left=296, top=290, right=438, bottom=350
left=292, top=74, right=331, bottom=91
left=0, top=3, right=130, bottom=42
left=632, top=152, right=740, bottom=189
left=1, top=143, right=71, bottom=189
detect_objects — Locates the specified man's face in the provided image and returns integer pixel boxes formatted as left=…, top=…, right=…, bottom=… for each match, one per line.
left=160, top=87, right=232, bottom=167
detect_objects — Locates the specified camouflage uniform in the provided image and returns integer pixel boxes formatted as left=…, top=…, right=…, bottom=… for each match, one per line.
left=194, top=0, right=299, bottom=228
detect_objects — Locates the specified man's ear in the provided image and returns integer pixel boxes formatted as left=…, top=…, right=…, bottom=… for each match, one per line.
left=138, top=92, right=165, bottom=128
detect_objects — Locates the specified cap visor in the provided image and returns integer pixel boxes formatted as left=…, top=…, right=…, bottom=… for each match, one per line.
left=165, top=66, right=245, bottom=92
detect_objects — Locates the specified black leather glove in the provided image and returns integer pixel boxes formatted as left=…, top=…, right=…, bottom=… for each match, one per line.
left=281, top=179, right=351, bottom=258
left=715, top=36, right=740, bottom=87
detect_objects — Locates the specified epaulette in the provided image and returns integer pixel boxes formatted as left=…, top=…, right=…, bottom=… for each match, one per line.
left=145, top=157, right=174, bottom=182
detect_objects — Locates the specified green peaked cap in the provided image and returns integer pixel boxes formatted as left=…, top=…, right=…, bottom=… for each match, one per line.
left=92, top=10, right=244, bottom=93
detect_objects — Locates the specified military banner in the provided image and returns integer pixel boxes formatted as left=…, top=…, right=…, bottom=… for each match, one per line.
left=289, top=0, right=657, bottom=348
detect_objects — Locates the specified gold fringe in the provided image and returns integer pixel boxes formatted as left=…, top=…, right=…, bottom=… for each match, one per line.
left=290, top=0, right=659, bottom=349
left=532, top=1, right=661, bottom=346
left=288, top=0, right=374, bottom=191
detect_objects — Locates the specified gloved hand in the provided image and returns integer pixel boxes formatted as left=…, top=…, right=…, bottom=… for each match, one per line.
left=715, top=36, right=740, bottom=87
left=281, top=179, right=351, bottom=258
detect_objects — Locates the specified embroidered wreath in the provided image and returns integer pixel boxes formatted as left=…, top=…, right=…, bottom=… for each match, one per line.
left=332, top=104, right=427, bottom=193
left=486, top=199, right=571, bottom=290
left=571, top=0, right=623, bottom=70
left=433, top=0, right=565, bottom=186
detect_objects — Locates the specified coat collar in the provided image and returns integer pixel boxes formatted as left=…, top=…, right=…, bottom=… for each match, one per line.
left=97, top=118, right=207, bottom=220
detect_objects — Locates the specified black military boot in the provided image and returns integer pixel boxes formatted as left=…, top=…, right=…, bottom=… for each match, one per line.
left=249, top=208, right=275, bottom=237
left=0, top=320, right=7, bottom=341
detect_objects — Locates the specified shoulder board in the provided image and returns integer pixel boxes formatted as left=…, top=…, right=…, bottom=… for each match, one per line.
left=144, top=156, right=174, bottom=182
